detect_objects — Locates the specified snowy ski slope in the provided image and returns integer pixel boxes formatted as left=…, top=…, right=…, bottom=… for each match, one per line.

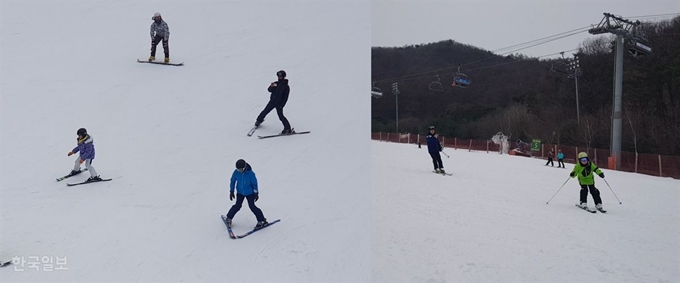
left=372, top=141, right=679, bottom=283
left=0, top=1, right=370, bottom=282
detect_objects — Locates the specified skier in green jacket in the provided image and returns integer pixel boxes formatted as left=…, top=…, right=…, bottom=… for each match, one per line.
left=570, top=152, right=606, bottom=212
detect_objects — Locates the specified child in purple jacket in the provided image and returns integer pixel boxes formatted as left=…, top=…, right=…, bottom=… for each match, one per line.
left=67, top=128, right=101, bottom=181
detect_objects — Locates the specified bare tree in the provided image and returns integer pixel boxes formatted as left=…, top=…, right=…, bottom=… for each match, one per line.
left=580, top=116, right=595, bottom=151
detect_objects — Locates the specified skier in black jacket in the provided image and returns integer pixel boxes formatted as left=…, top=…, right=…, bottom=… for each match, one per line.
left=255, top=70, right=293, bottom=134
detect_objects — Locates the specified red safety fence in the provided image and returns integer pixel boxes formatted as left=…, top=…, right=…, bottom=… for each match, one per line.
left=372, top=132, right=680, bottom=179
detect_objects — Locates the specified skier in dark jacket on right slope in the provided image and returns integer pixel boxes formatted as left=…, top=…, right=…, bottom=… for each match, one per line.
left=255, top=70, right=293, bottom=134
left=426, top=126, right=445, bottom=173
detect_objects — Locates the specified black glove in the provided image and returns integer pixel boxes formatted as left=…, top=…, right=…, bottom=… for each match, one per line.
left=254, top=193, right=259, bottom=202
left=230, top=191, right=235, bottom=201
left=599, top=173, right=605, bottom=178
left=570, top=172, right=576, bottom=177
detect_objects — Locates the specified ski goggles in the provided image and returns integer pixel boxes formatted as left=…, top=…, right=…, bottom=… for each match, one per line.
left=580, top=158, right=588, bottom=162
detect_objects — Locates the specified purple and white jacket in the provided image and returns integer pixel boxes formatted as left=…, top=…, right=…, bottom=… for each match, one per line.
left=72, top=135, right=95, bottom=160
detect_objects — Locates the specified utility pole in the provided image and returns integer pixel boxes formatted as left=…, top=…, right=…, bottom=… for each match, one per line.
left=392, top=82, right=400, bottom=133
left=588, top=13, right=651, bottom=169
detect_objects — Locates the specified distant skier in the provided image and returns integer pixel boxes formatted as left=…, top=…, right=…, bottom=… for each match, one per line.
left=255, top=70, right=293, bottom=134
left=545, top=149, right=555, bottom=166
left=426, top=126, right=445, bottom=173
left=66, top=128, right=102, bottom=182
left=225, top=159, right=269, bottom=230
left=557, top=149, right=565, bottom=168
left=570, top=152, right=606, bottom=212
left=149, top=12, right=170, bottom=63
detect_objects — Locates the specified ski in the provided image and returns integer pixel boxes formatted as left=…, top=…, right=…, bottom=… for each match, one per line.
left=575, top=204, right=597, bottom=213
left=257, top=131, right=310, bottom=139
left=137, top=59, right=183, bottom=66
left=220, top=215, right=236, bottom=239
left=247, top=125, right=258, bottom=137
left=66, top=178, right=113, bottom=187
left=56, top=168, right=88, bottom=182
left=433, top=171, right=452, bottom=176
left=0, top=260, right=12, bottom=267
left=235, top=219, right=281, bottom=239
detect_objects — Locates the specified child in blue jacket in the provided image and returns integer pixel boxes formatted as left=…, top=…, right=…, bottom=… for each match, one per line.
left=557, top=149, right=565, bottom=168
left=67, top=128, right=101, bottom=181
left=225, top=159, right=268, bottom=229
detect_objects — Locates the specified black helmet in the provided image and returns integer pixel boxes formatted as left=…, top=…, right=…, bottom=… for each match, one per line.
left=77, top=128, right=87, bottom=136
left=276, top=70, right=286, bottom=78
left=235, top=159, right=247, bottom=170
left=428, top=126, right=435, bottom=130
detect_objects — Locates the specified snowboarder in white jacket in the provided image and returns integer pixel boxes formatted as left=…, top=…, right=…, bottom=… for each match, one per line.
left=149, top=12, right=170, bottom=63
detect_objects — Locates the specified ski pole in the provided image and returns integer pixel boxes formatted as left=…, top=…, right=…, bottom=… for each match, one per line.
left=546, top=177, right=571, bottom=204
left=441, top=151, right=450, bottom=158
left=602, top=178, right=622, bottom=204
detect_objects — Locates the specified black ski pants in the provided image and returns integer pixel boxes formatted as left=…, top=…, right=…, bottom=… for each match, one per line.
left=558, top=158, right=565, bottom=168
left=429, top=151, right=443, bottom=170
left=546, top=157, right=554, bottom=166
left=256, top=101, right=291, bottom=131
left=151, top=35, right=169, bottom=57
left=226, top=193, right=266, bottom=222
left=580, top=184, right=602, bottom=205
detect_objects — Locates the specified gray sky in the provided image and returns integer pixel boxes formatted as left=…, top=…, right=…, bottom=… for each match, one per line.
left=372, top=0, right=679, bottom=58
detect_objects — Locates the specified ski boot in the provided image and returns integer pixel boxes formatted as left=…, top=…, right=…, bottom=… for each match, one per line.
left=69, top=169, right=82, bottom=177
left=435, top=168, right=441, bottom=173
left=226, top=218, right=232, bottom=228
left=439, top=168, right=446, bottom=174
left=595, top=203, right=607, bottom=213
left=254, top=220, right=268, bottom=230
left=148, top=56, right=155, bottom=62
left=579, top=202, right=588, bottom=209
left=86, top=176, right=103, bottom=183
left=281, top=128, right=293, bottom=135
left=164, top=57, right=170, bottom=63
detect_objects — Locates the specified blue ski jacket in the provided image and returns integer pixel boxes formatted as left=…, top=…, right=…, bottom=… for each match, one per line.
left=230, top=164, right=258, bottom=196
left=426, top=134, right=442, bottom=153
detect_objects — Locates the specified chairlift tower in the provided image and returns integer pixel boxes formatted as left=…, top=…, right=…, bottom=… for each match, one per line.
left=588, top=13, right=651, bottom=169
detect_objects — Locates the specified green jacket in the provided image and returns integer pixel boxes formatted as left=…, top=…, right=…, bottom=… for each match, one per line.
left=570, top=162, right=603, bottom=185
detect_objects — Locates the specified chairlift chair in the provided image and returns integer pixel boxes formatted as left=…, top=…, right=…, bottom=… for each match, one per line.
left=452, top=73, right=471, bottom=88
left=451, top=65, right=471, bottom=88
left=428, top=75, right=444, bottom=92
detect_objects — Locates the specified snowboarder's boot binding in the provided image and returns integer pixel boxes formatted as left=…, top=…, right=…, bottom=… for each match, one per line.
left=148, top=56, right=155, bottom=62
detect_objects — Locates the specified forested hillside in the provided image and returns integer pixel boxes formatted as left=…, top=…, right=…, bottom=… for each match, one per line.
left=372, top=16, right=680, bottom=155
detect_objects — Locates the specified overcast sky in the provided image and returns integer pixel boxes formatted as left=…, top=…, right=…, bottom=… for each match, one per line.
left=372, top=0, right=679, bottom=58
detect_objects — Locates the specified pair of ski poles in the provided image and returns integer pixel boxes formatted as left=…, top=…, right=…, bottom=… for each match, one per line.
left=546, top=176, right=622, bottom=204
